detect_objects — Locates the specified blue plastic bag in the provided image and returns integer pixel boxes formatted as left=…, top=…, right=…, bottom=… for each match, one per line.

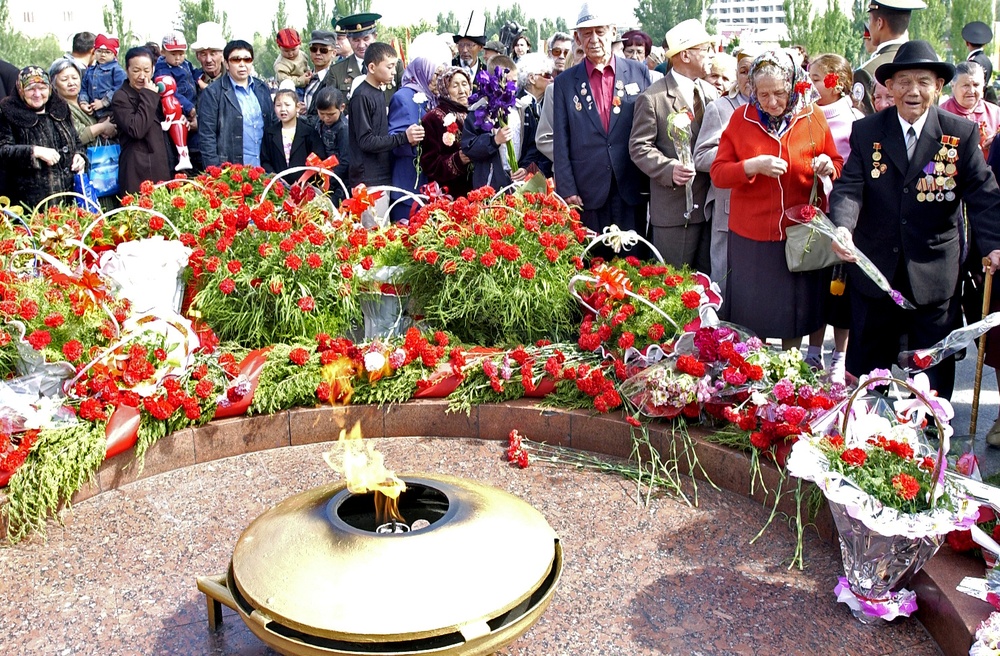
left=73, top=172, right=100, bottom=212
left=87, top=140, right=120, bottom=198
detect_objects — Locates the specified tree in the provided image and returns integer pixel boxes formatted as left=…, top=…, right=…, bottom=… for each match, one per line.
left=256, top=0, right=289, bottom=81
left=634, top=0, right=713, bottom=48
left=809, top=0, right=855, bottom=59
left=950, top=0, right=991, bottom=62
left=436, top=11, right=460, bottom=34
left=0, top=0, right=61, bottom=67
left=849, top=0, right=868, bottom=64
left=177, top=0, right=230, bottom=48
left=333, top=0, right=372, bottom=21
left=909, top=0, right=950, bottom=61
left=102, top=0, right=136, bottom=49
left=305, top=0, right=330, bottom=36
left=782, top=0, right=814, bottom=48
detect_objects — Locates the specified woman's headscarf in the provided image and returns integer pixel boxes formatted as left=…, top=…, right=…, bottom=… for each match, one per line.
left=436, top=66, right=471, bottom=104
left=17, top=66, right=48, bottom=92
left=402, top=56, right=438, bottom=110
left=748, top=51, right=818, bottom=137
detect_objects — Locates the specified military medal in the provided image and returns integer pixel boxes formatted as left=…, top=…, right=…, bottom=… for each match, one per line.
left=945, top=191, right=956, bottom=201
left=871, top=142, right=882, bottom=178
left=573, top=94, right=582, bottom=111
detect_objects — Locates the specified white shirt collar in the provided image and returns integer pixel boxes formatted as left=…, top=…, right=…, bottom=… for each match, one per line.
left=355, top=56, right=364, bottom=71
left=669, top=68, right=697, bottom=108
left=877, top=35, right=909, bottom=52
left=897, top=107, right=929, bottom=141
left=969, top=48, right=984, bottom=58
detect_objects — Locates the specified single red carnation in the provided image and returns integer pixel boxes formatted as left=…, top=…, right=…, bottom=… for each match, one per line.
left=62, top=339, right=83, bottom=361
left=648, top=324, right=665, bottom=341
left=823, top=71, right=839, bottom=89
left=289, top=348, right=310, bottom=366
left=149, top=216, right=165, bottom=231
left=219, top=278, right=236, bottom=295
left=227, top=260, right=242, bottom=274
left=519, top=262, right=536, bottom=279
left=840, top=447, right=867, bottom=467
left=43, top=312, right=65, bottom=328
left=298, top=296, right=315, bottom=312
left=681, top=290, right=701, bottom=309
left=799, top=205, right=817, bottom=220
left=892, top=472, right=921, bottom=500
left=26, top=329, right=51, bottom=350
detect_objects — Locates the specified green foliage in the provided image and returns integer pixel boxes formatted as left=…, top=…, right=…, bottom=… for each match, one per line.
left=0, top=0, right=67, bottom=68
left=2, top=421, right=107, bottom=543
left=305, top=0, right=331, bottom=36
left=634, top=0, right=713, bottom=49
left=333, top=0, right=372, bottom=21
left=177, top=0, right=230, bottom=67
left=909, top=0, right=951, bottom=60
left=253, top=0, right=289, bottom=81
left=249, top=343, right=324, bottom=415
left=102, top=0, right=137, bottom=49
left=435, top=5, right=569, bottom=52
left=780, top=0, right=859, bottom=60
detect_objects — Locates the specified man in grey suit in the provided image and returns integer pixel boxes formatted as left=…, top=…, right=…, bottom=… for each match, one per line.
left=552, top=4, right=651, bottom=257
left=692, top=48, right=756, bottom=294
left=630, top=19, right=718, bottom=272
left=853, top=0, right=925, bottom=114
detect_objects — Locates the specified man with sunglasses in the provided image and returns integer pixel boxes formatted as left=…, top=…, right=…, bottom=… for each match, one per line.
left=197, top=40, right=276, bottom=168
left=304, top=30, right=336, bottom=113
left=547, top=32, right=573, bottom=78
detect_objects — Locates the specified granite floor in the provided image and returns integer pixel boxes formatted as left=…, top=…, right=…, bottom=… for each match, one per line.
left=0, top=436, right=942, bottom=656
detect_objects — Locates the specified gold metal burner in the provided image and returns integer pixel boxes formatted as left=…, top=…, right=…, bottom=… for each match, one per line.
left=197, top=473, right=562, bottom=655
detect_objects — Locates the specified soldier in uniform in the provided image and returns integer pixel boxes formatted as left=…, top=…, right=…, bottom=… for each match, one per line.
left=321, top=13, right=402, bottom=112
left=853, top=0, right=925, bottom=114
left=963, top=21, right=996, bottom=104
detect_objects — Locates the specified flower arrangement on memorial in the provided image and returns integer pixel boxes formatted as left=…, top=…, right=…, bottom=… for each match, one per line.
left=572, top=258, right=718, bottom=364
left=400, top=183, right=588, bottom=346
left=972, top=612, right=1000, bottom=656
left=786, top=372, right=980, bottom=621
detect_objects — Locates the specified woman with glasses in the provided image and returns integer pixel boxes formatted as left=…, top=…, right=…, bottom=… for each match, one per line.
left=198, top=40, right=276, bottom=168
left=111, top=47, right=173, bottom=194
left=0, top=66, right=86, bottom=208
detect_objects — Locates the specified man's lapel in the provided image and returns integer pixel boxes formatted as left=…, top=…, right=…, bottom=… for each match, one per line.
left=880, top=108, right=910, bottom=179
left=608, top=56, right=626, bottom=135
left=573, top=63, right=604, bottom=134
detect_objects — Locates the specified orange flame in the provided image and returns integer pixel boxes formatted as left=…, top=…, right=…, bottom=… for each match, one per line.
left=322, top=421, right=406, bottom=525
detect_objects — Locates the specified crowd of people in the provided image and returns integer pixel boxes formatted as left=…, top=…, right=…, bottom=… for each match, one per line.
left=3, top=2, right=1000, bottom=433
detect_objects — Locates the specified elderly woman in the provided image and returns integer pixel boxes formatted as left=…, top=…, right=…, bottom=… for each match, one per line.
left=710, top=52, right=842, bottom=350
left=0, top=66, right=86, bottom=208
left=50, top=58, right=118, bottom=146
left=943, top=61, right=1000, bottom=159
left=420, top=67, right=473, bottom=198
left=621, top=30, right=662, bottom=82
left=707, top=52, right=737, bottom=96
left=111, top=47, right=172, bottom=195
left=513, top=52, right=553, bottom=177
left=388, top=57, right=439, bottom=221
left=693, top=48, right=756, bottom=297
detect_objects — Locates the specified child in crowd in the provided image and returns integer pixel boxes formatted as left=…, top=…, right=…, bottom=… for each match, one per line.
left=348, top=42, right=423, bottom=203
left=154, top=31, right=198, bottom=123
left=274, top=28, right=312, bottom=99
left=313, top=87, right=350, bottom=203
left=261, top=89, right=325, bottom=174
left=80, top=34, right=126, bottom=119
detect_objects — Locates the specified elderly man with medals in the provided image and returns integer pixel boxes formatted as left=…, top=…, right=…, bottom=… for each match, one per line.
left=830, top=40, right=1000, bottom=400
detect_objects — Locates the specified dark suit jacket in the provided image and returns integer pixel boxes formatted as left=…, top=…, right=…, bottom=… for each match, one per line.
left=260, top=120, right=327, bottom=174
left=551, top=56, right=651, bottom=209
left=829, top=105, right=1000, bottom=305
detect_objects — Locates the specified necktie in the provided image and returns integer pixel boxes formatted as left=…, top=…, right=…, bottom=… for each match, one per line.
left=905, top=126, right=916, bottom=161
left=692, top=85, right=705, bottom=124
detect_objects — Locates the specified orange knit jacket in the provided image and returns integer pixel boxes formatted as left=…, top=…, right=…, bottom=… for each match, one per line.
left=710, top=103, right=843, bottom=242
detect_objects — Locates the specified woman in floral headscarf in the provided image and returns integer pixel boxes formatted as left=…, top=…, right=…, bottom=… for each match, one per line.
left=0, top=66, right=86, bottom=208
left=419, top=66, right=473, bottom=199
left=388, top=57, right=441, bottom=221
left=710, top=51, right=842, bottom=350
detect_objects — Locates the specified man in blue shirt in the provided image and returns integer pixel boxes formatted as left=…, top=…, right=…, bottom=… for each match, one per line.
left=197, top=40, right=276, bottom=168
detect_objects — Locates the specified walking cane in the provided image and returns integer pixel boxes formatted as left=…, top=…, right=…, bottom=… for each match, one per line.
left=971, top=256, right=994, bottom=435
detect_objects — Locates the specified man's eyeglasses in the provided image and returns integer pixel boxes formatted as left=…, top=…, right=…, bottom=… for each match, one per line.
left=550, top=48, right=569, bottom=57
left=228, top=56, right=253, bottom=63
left=310, top=46, right=331, bottom=54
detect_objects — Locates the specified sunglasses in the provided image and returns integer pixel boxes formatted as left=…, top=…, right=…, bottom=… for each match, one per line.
left=228, top=56, right=253, bottom=63
left=550, top=48, right=569, bottom=57
left=537, top=72, right=553, bottom=79
left=310, top=46, right=331, bottom=54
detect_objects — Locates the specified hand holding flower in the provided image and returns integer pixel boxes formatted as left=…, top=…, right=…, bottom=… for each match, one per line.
left=812, top=154, right=834, bottom=177
left=832, top=226, right=857, bottom=263
left=405, top=123, right=425, bottom=145
left=493, top=125, right=513, bottom=145
left=672, top=163, right=695, bottom=186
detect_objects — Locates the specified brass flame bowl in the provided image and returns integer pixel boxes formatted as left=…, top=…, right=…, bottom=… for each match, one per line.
left=198, top=473, right=562, bottom=655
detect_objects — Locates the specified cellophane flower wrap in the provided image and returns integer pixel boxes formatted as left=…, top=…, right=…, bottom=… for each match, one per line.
left=666, top=109, right=695, bottom=217
left=400, top=186, right=588, bottom=345
left=470, top=66, right=519, bottom=173
left=786, top=373, right=978, bottom=537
